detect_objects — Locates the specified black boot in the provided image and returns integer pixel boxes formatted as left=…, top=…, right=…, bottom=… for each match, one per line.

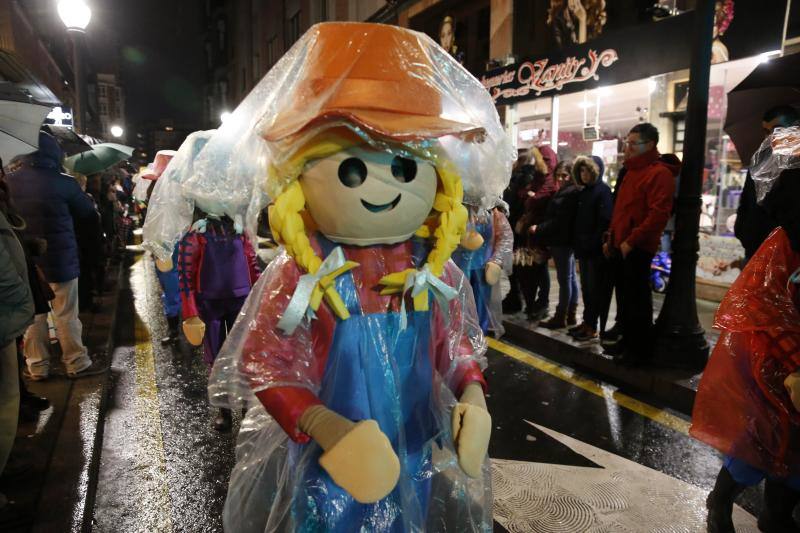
left=567, top=305, right=578, bottom=327
left=502, top=294, right=522, bottom=314
left=213, top=408, right=232, bottom=433
left=707, top=466, right=746, bottom=533
left=758, top=479, right=800, bottom=533
left=161, top=315, right=180, bottom=345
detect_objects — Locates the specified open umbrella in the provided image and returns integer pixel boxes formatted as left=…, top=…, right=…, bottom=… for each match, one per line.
left=42, top=124, right=92, bottom=156
left=725, top=53, right=800, bottom=164
left=64, top=142, right=135, bottom=175
left=0, top=50, right=61, bottom=165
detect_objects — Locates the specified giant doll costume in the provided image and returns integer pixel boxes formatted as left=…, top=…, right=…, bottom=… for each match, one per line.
left=691, top=126, right=800, bottom=532
left=203, top=22, right=514, bottom=532
left=141, top=150, right=182, bottom=344
left=452, top=205, right=513, bottom=337
left=142, top=129, right=266, bottom=431
left=178, top=216, right=259, bottom=367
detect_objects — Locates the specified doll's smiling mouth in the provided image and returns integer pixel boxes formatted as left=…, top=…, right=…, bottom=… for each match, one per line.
left=361, top=194, right=402, bottom=213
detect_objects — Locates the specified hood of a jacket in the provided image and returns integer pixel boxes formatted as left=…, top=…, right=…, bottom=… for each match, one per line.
left=658, top=153, right=682, bottom=177
left=538, top=144, right=558, bottom=175
left=573, top=155, right=605, bottom=186
left=32, top=131, right=64, bottom=170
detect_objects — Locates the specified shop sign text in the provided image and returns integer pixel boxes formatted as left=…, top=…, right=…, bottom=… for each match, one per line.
left=481, top=49, right=620, bottom=103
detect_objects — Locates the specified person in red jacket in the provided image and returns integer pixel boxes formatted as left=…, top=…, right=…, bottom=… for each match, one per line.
left=603, top=123, right=677, bottom=365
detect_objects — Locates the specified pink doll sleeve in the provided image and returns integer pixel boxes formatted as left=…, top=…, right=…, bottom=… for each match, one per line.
left=241, top=233, right=261, bottom=285
left=241, top=254, right=335, bottom=443
left=432, top=261, right=489, bottom=396
left=178, top=232, right=203, bottom=319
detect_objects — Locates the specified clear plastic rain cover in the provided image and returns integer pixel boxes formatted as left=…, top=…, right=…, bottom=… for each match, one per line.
left=750, top=125, right=800, bottom=204
left=204, top=21, right=511, bottom=532
left=451, top=206, right=513, bottom=338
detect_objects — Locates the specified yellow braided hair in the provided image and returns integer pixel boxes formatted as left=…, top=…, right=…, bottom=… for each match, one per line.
left=267, top=128, right=468, bottom=318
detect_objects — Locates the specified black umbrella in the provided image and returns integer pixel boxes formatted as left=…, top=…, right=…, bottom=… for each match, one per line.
left=42, top=125, right=92, bottom=157
left=725, top=53, right=800, bottom=164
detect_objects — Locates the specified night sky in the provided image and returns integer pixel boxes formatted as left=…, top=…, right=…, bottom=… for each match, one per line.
left=83, top=0, right=206, bottom=129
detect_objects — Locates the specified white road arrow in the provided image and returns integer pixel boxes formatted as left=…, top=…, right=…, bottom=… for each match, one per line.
left=492, top=420, right=759, bottom=532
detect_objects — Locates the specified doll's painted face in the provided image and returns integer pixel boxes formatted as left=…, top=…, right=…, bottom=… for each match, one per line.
left=301, top=146, right=437, bottom=246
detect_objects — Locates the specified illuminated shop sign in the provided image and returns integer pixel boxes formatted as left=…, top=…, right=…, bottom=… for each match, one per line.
left=481, top=49, right=619, bottom=104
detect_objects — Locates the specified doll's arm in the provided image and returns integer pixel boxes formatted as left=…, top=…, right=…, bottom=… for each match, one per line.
left=242, top=255, right=330, bottom=443
left=489, top=208, right=513, bottom=268
left=786, top=372, right=800, bottom=412
left=433, top=262, right=489, bottom=395
left=296, top=405, right=400, bottom=503
left=178, top=232, right=202, bottom=319
left=486, top=209, right=513, bottom=285
left=242, top=233, right=260, bottom=284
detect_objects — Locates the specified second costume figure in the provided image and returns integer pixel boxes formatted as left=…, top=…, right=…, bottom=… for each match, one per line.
left=178, top=214, right=259, bottom=430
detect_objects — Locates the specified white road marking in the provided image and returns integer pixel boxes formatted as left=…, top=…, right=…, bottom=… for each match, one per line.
left=491, top=421, right=758, bottom=532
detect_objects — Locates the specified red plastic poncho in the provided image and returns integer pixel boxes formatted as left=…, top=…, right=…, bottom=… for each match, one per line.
left=691, top=228, right=800, bottom=477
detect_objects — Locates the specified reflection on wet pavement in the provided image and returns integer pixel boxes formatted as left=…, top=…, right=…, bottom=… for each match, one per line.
left=94, top=255, right=235, bottom=532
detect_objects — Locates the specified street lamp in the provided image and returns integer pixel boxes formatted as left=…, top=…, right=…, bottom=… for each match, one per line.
left=110, top=125, right=124, bottom=138
left=220, top=111, right=232, bottom=124
left=57, top=0, right=91, bottom=31
left=58, top=0, right=92, bottom=133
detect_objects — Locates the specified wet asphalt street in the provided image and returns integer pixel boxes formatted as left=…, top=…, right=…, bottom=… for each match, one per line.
left=89, top=253, right=762, bottom=532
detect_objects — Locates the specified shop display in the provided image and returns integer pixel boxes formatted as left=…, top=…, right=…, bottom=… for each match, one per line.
left=204, top=22, right=515, bottom=532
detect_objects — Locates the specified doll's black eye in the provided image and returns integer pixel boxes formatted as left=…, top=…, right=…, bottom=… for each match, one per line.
left=338, top=157, right=367, bottom=188
left=391, top=156, right=417, bottom=183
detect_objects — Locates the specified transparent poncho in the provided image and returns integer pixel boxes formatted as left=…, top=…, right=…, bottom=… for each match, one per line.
left=750, top=125, right=800, bottom=204
left=131, top=165, right=152, bottom=203
left=202, top=22, right=512, bottom=533
left=141, top=129, right=269, bottom=262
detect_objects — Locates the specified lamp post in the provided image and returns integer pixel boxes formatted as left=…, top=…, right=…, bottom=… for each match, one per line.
left=58, top=0, right=92, bottom=133
left=110, top=125, right=124, bottom=138
left=652, top=0, right=715, bottom=370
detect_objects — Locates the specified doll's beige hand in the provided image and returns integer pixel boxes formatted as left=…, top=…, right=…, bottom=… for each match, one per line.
left=461, top=230, right=485, bottom=251
left=299, top=405, right=400, bottom=503
left=155, top=257, right=173, bottom=272
left=451, top=382, right=492, bottom=478
left=182, top=317, right=206, bottom=346
left=485, top=262, right=502, bottom=286
left=785, top=372, right=800, bottom=412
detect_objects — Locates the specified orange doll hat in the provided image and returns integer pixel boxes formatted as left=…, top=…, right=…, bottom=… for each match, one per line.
left=142, top=150, right=177, bottom=181
left=261, top=22, right=485, bottom=143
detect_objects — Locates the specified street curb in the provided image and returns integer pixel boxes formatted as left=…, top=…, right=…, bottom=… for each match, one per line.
left=80, top=258, right=125, bottom=533
left=502, top=320, right=699, bottom=416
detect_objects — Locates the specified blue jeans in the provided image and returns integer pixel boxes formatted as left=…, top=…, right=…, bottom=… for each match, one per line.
left=550, top=246, right=579, bottom=316
left=579, top=255, right=608, bottom=330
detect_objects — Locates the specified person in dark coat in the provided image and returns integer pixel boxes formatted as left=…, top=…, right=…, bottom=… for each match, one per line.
left=531, top=160, right=581, bottom=329
left=734, top=105, right=799, bottom=262
left=517, top=145, right=558, bottom=321
left=502, top=149, right=540, bottom=314
left=568, top=156, right=612, bottom=342
left=72, top=173, right=105, bottom=311
left=7, top=131, right=104, bottom=380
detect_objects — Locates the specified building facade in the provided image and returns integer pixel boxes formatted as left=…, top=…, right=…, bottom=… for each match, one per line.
left=0, top=0, right=75, bottom=111
left=93, top=73, right=126, bottom=142
left=202, top=0, right=386, bottom=127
